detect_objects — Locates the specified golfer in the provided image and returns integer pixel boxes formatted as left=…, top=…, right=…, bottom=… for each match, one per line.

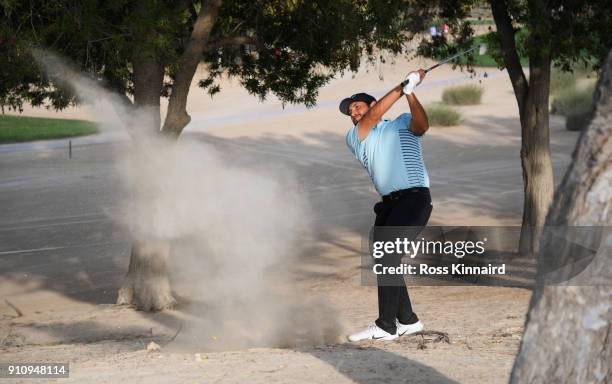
left=341, top=70, right=432, bottom=341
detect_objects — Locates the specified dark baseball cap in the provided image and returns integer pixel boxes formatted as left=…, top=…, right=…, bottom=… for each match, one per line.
left=339, top=93, right=376, bottom=115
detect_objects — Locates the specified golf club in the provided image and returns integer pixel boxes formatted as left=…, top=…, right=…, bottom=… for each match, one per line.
left=425, top=44, right=488, bottom=73
left=402, top=44, right=488, bottom=89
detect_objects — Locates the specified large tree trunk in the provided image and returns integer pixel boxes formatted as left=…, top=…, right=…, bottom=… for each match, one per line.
left=117, top=0, right=222, bottom=311
left=117, top=241, right=176, bottom=311
left=510, top=49, right=612, bottom=383
left=116, top=49, right=177, bottom=311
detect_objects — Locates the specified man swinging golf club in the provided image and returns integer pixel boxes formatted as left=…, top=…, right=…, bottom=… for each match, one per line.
left=342, top=69, right=432, bottom=341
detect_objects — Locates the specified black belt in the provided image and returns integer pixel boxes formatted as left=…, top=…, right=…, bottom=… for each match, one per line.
left=382, top=187, right=429, bottom=202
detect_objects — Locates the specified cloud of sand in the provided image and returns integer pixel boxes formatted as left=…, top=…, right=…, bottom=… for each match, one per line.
left=32, top=50, right=341, bottom=351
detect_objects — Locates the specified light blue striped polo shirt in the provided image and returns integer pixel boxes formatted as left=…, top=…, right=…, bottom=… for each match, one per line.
left=346, top=113, right=430, bottom=196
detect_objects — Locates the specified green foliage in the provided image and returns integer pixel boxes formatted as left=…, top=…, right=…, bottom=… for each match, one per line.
left=1, top=0, right=437, bottom=111
left=441, top=84, right=483, bottom=105
left=199, top=0, right=435, bottom=106
left=550, top=84, right=595, bottom=117
left=423, top=29, right=529, bottom=68
left=425, top=103, right=462, bottom=126
left=419, top=1, right=611, bottom=76
left=470, top=30, right=529, bottom=67
left=4, top=0, right=610, bottom=114
left=416, top=18, right=479, bottom=72
left=570, top=61, right=598, bottom=78
left=0, top=115, right=98, bottom=143
left=467, top=18, right=494, bottom=26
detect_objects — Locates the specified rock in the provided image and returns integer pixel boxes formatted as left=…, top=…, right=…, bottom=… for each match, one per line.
left=146, top=341, right=161, bottom=352
left=195, top=353, right=208, bottom=361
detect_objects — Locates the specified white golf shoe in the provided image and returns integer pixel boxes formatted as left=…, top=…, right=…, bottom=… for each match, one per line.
left=397, top=320, right=424, bottom=336
left=347, top=324, right=398, bottom=342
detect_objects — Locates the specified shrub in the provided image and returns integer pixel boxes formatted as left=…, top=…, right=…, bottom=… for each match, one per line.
left=566, top=110, right=592, bottom=131
left=550, top=83, right=595, bottom=117
left=550, top=69, right=577, bottom=95
left=441, top=85, right=484, bottom=105
left=572, top=61, right=597, bottom=79
left=425, top=104, right=462, bottom=126
left=550, top=62, right=597, bottom=95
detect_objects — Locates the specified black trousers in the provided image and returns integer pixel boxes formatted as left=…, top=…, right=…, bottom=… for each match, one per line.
left=373, top=188, right=432, bottom=334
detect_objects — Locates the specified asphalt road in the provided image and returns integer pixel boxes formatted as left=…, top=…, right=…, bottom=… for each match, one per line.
left=0, top=118, right=580, bottom=312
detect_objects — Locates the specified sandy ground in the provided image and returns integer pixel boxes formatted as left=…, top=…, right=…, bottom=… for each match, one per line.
left=0, top=55, right=579, bottom=383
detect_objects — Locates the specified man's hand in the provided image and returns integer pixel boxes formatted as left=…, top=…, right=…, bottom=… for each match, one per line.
left=415, top=69, right=426, bottom=85
left=402, top=69, right=426, bottom=95
left=404, top=70, right=428, bottom=136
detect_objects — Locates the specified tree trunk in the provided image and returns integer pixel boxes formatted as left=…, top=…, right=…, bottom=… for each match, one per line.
left=510, top=49, right=612, bottom=384
left=162, top=0, right=222, bottom=136
left=490, top=0, right=555, bottom=256
left=116, top=240, right=176, bottom=311
left=116, top=31, right=177, bottom=310
left=131, top=54, right=164, bottom=136
left=117, top=1, right=222, bottom=311
left=517, top=53, right=554, bottom=255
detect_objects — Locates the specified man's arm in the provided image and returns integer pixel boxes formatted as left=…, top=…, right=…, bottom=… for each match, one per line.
left=406, top=93, right=429, bottom=136
left=357, top=84, right=403, bottom=141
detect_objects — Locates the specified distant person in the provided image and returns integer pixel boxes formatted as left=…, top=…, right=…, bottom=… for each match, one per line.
left=340, top=69, right=432, bottom=341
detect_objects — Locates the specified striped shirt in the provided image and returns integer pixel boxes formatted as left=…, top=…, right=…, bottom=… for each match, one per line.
left=346, top=113, right=430, bottom=196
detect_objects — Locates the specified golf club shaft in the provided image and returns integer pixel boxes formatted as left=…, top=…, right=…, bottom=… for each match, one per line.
left=424, top=45, right=479, bottom=73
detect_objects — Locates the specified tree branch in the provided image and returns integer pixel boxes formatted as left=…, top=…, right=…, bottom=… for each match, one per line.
left=489, top=0, right=528, bottom=110
left=162, top=0, right=223, bottom=136
left=188, top=2, right=198, bottom=24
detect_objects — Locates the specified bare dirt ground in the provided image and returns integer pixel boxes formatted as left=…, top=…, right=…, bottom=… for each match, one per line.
left=1, top=56, right=579, bottom=383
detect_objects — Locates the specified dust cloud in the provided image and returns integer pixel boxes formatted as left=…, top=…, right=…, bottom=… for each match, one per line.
left=32, top=50, right=341, bottom=351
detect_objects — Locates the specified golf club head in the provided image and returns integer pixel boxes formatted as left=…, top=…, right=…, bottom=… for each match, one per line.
left=479, top=44, right=488, bottom=56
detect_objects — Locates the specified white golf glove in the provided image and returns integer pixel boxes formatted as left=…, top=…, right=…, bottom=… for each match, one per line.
left=402, top=72, right=421, bottom=95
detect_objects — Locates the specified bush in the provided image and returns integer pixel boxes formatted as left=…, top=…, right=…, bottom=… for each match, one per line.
left=572, top=61, right=597, bottom=79
left=566, top=110, right=592, bottom=131
left=550, top=62, right=598, bottom=95
left=425, top=104, right=462, bottom=126
left=441, top=85, right=484, bottom=105
left=550, top=83, right=595, bottom=117
left=550, top=69, right=577, bottom=95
